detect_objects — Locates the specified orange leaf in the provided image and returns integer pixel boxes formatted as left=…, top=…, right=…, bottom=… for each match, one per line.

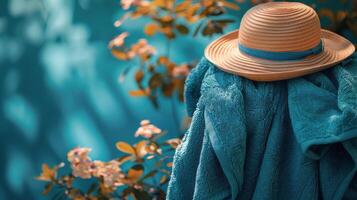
left=185, top=3, right=200, bottom=18
left=162, top=82, right=175, bottom=97
left=144, top=23, right=159, bottom=36
left=135, top=140, right=148, bottom=158
left=36, top=164, right=56, bottom=182
left=202, top=0, right=214, bottom=7
left=157, top=56, right=170, bottom=66
left=161, top=26, right=175, bottom=39
left=118, top=155, right=133, bottom=164
left=111, top=49, right=128, bottom=60
left=129, top=90, right=147, bottom=97
left=165, top=138, right=182, bottom=149
left=152, top=0, right=173, bottom=9
left=116, top=142, right=136, bottom=155
left=175, top=0, right=191, bottom=12
left=127, top=164, right=144, bottom=181
left=42, top=183, right=53, bottom=195
left=160, top=15, right=174, bottom=24
left=176, top=24, right=189, bottom=34
left=319, top=9, right=336, bottom=23
left=148, top=73, right=163, bottom=89
left=135, top=70, right=144, bottom=83
left=159, top=175, right=168, bottom=184
left=336, top=11, right=347, bottom=22
left=221, top=1, right=240, bottom=10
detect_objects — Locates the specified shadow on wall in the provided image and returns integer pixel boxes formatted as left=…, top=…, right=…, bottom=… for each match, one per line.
left=0, top=0, right=189, bottom=199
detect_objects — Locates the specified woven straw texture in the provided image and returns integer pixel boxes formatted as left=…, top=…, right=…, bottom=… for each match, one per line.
left=205, top=2, right=355, bottom=81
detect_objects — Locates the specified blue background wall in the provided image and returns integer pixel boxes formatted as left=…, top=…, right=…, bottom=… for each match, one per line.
left=0, top=0, right=355, bottom=199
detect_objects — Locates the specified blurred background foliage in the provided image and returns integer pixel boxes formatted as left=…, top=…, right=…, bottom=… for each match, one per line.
left=0, top=0, right=355, bottom=199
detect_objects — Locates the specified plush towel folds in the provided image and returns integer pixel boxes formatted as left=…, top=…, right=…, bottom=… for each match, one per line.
left=167, top=54, right=357, bottom=200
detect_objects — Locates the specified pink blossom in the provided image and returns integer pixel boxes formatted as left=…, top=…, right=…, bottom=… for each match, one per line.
left=66, top=148, right=125, bottom=187
left=166, top=138, right=182, bottom=149
left=92, top=160, right=124, bottom=188
left=172, top=64, right=190, bottom=77
left=121, top=0, right=145, bottom=10
left=108, top=32, right=129, bottom=48
left=114, top=13, right=130, bottom=27
left=127, top=50, right=137, bottom=59
left=130, top=39, right=156, bottom=58
left=67, top=147, right=93, bottom=179
left=140, top=120, right=150, bottom=126
left=135, top=120, right=162, bottom=138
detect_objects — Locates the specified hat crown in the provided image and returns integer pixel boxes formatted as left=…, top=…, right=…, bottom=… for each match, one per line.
left=238, top=2, right=321, bottom=52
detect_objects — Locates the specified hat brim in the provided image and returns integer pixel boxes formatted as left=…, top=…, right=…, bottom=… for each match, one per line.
left=205, top=29, right=355, bottom=81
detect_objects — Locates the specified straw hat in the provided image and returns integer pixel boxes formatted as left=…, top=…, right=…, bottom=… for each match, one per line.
left=205, top=2, right=355, bottom=81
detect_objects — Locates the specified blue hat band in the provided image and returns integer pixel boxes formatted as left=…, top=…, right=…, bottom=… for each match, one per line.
left=238, top=41, right=323, bottom=61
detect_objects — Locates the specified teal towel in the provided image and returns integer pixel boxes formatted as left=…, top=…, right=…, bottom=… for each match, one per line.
left=167, top=54, right=357, bottom=200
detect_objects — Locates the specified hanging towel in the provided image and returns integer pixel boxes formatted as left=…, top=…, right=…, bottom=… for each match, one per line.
left=167, top=54, right=357, bottom=200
